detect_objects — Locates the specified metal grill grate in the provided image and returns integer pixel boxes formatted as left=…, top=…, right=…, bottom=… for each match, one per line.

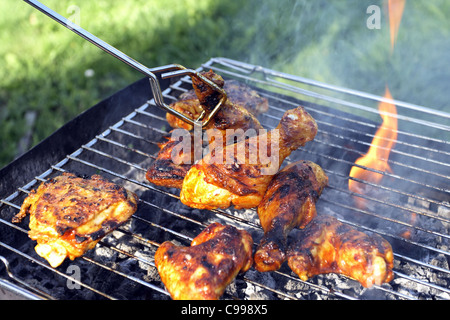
left=1, top=57, right=449, bottom=300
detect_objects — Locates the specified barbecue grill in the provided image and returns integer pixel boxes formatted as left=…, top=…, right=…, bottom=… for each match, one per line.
left=1, top=56, right=449, bottom=300
left=1, top=0, right=449, bottom=301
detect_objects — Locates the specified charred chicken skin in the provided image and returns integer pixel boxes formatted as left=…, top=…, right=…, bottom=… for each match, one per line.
left=254, top=161, right=328, bottom=272
left=286, top=215, right=394, bottom=288
left=180, top=105, right=318, bottom=210
left=146, top=132, right=195, bottom=189
left=166, top=76, right=268, bottom=131
left=12, top=172, right=138, bottom=268
left=154, top=222, right=253, bottom=300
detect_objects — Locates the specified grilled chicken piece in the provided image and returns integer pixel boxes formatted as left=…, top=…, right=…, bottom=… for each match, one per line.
left=146, top=133, right=195, bottom=189
left=287, top=215, right=394, bottom=288
left=180, top=106, right=318, bottom=210
left=12, top=172, right=138, bottom=268
left=149, top=71, right=265, bottom=187
left=193, top=70, right=264, bottom=147
left=254, top=161, right=328, bottom=272
left=154, top=222, right=253, bottom=300
left=166, top=77, right=269, bottom=131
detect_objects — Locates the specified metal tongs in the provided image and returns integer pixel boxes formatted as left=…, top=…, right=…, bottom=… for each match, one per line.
left=23, top=0, right=226, bottom=128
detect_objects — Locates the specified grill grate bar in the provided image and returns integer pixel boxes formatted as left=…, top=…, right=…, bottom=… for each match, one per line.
left=241, top=276, right=299, bottom=300
left=95, top=135, right=155, bottom=159
left=336, top=208, right=449, bottom=259
left=107, top=126, right=160, bottom=147
left=81, top=252, right=168, bottom=297
left=80, top=144, right=147, bottom=172
left=269, top=271, right=361, bottom=300
left=326, top=184, right=450, bottom=234
left=395, top=252, right=450, bottom=278
left=0, top=239, right=117, bottom=300
left=297, top=136, right=448, bottom=193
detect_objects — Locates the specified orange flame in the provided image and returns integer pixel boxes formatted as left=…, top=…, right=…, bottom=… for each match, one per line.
left=349, top=87, right=398, bottom=208
left=348, top=1, right=405, bottom=208
left=388, top=0, right=406, bottom=51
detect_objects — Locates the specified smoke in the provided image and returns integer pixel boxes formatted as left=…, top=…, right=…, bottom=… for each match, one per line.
left=210, top=0, right=449, bottom=115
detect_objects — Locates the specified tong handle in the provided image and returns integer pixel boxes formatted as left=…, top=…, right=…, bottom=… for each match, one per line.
left=23, top=0, right=225, bottom=127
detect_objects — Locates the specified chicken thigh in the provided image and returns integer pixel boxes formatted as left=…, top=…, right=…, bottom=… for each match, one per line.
left=154, top=222, right=253, bottom=300
left=13, top=172, right=138, bottom=268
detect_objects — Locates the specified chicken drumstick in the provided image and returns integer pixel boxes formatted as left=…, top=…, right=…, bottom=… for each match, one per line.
left=180, top=105, right=318, bottom=210
left=254, top=160, right=328, bottom=272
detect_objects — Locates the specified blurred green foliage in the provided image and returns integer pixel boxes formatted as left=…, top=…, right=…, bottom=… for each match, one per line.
left=1, top=0, right=449, bottom=168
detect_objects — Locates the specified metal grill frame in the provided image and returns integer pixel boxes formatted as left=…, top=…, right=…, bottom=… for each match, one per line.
left=1, top=57, right=449, bottom=300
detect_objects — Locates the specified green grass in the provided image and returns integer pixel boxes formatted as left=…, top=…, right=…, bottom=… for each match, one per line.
left=1, top=0, right=449, bottom=168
